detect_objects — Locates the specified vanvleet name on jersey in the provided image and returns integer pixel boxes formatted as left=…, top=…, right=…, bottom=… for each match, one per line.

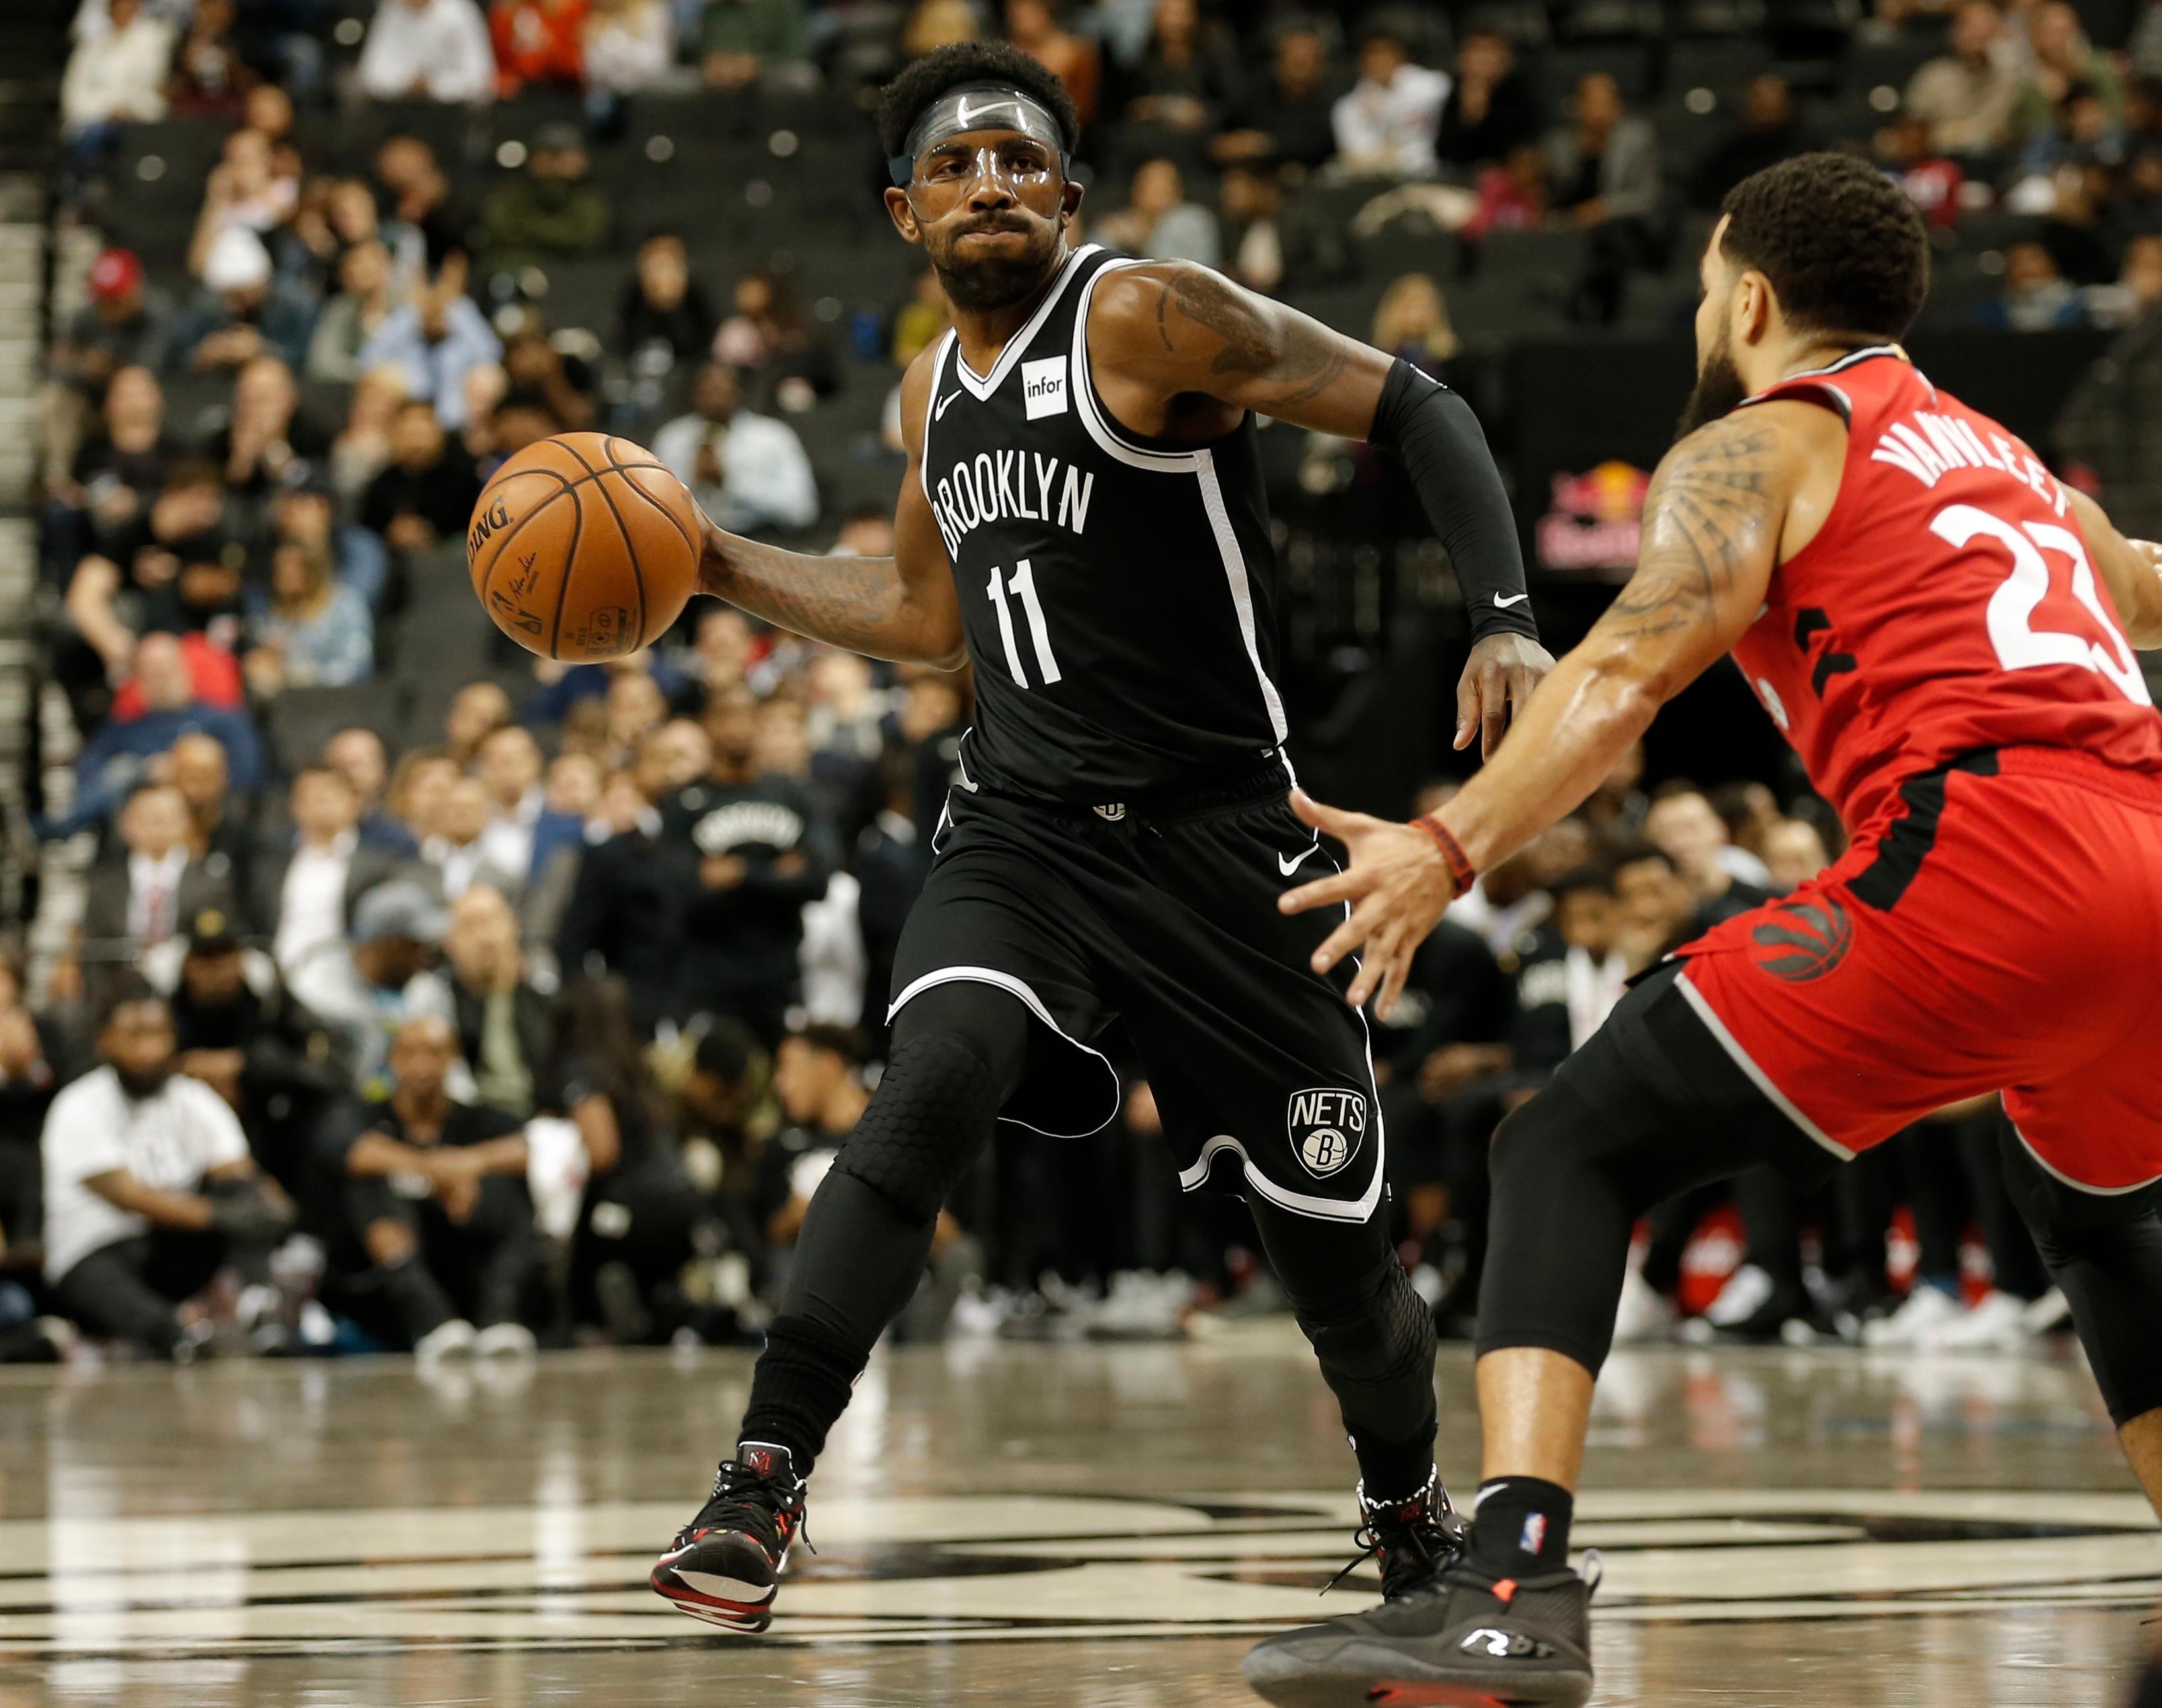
left=928, top=447, right=1096, bottom=560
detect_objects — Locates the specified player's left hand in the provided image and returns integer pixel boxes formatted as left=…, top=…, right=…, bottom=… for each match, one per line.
left=1279, top=791, right=1462, bottom=1019
left=1457, top=631, right=1556, bottom=760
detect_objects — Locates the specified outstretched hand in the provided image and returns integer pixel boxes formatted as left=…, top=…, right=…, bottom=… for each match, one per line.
left=1278, top=790, right=1464, bottom=1019
left=1457, top=631, right=1556, bottom=758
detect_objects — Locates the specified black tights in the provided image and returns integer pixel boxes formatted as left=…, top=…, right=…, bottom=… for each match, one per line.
left=739, top=981, right=1437, bottom=1494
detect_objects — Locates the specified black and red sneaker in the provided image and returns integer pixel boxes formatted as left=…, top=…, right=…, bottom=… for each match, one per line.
left=649, top=1444, right=807, bottom=1633
left=1341, top=1471, right=1470, bottom=1603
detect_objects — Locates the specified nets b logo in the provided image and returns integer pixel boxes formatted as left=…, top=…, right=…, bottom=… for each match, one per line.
left=1287, top=1088, right=1367, bottom=1179
left=1750, top=895, right=1855, bottom=983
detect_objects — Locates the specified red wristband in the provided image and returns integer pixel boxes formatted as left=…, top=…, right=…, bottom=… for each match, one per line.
left=1414, top=814, right=1476, bottom=893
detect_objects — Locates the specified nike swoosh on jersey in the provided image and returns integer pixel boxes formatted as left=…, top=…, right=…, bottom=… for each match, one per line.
left=1278, top=845, right=1321, bottom=877
left=1492, top=592, right=1531, bottom=608
left=934, top=391, right=963, bottom=421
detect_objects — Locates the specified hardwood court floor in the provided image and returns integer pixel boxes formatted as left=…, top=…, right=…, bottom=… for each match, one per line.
left=0, top=1327, right=2155, bottom=1706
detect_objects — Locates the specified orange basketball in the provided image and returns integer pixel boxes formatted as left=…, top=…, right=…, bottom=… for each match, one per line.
left=466, top=432, right=703, bottom=662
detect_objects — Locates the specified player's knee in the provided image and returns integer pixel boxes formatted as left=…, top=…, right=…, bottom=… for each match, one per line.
left=1297, top=1254, right=1434, bottom=1389
left=831, top=1030, right=1009, bottom=1225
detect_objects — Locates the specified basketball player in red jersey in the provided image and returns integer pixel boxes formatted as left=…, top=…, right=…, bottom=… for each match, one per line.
left=1244, top=153, right=2162, bottom=1707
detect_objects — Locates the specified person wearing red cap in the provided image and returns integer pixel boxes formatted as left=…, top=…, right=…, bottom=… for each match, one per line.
left=51, top=249, right=172, bottom=393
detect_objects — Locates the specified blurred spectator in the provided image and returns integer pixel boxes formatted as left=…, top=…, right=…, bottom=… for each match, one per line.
left=618, top=231, right=717, bottom=374
left=548, top=751, right=606, bottom=821
left=424, top=778, right=526, bottom=902
left=1114, top=0, right=1242, bottom=168
left=2036, top=159, right=2121, bottom=286
left=175, top=227, right=317, bottom=374
left=2016, top=3, right=2123, bottom=142
left=81, top=782, right=240, bottom=966
left=482, top=122, right=610, bottom=268
left=889, top=266, right=953, bottom=366
left=446, top=680, right=514, bottom=764
left=330, top=367, right=409, bottom=501
left=258, top=766, right=405, bottom=989
left=389, top=749, right=461, bottom=847
left=712, top=270, right=836, bottom=407
left=186, top=128, right=300, bottom=278
left=1980, top=238, right=2086, bottom=327
left=558, top=727, right=692, bottom=1026
left=306, top=240, right=403, bottom=384
left=1761, top=818, right=1832, bottom=893
left=901, top=0, right=981, bottom=59
left=42, top=981, right=293, bottom=1360
left=653, top=361, right=819, bottom=537
left=491, top=0, right=588, bottom=97
left=1436, top=28, right=1541, bottom=172
left=167, top=0, right=256, bottom=116
left=1097, top=157, right=1221, bottom=265
left=751, top=1024, right=867, bottom=1283
left=301, top=879, right=457, bottom=1086
left=1545, top=73, right=1664, bottom=324
left=51, top=249, right=173, bottom=397
left=475, top=725, right=584, bottom=887
left=1644, top=786, right=1773, bottom=920
left=700, top=0, right=813, bottom=91
left=359, top=0, right=499, bottom=104
left=373, top=136, right=475, bottom=274
left=1609, top=840, right=1699, bottom=967
left=1369, top=273, right=1459, bottom=377
left=502, top=322, right=599, bottom=430
left=1214, top=22, right=1340, bottom=173
left=442, top=886, right=554, bottom=1117
left=269, top=477, right=391, bottom=612
left=60, top=0, right=176, bottom=178
left=325, top=727, right=420, bottom=854
left=356, top=263, right=504, bottom=428
left=204, top=355, right=329, bottom=503
left=319, top=1014, right=538, bottom=1356
left=246, top=540, right=376, bottom=692
left=165, top=731, right=251, bottom=879
left=360, top=399, right=485, bottom=552
left=1907, top=1, right=2021, bottom=158
left=0, top=954, right=63, bottom=1284
left=1692, top=75, right=1814, bottom=210
left=1876, top=112, right=1965, bottom=230
left=582, top=0, right=675, bottom=95
left=1007, top=0, right=1100, bottom=125
left=1332, top=19, right=1449, bottom=178
left=2093, top=230, right=2162, bottom=327
left=1220, top=159, right=1345, bottom=294
left=56, top=364, right=173, bottom=568
left=1464, top=143, right=1554, bottom=239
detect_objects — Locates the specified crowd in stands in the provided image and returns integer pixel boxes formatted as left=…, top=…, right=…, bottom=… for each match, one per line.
left=15, top=0, right=2149, bottom=1365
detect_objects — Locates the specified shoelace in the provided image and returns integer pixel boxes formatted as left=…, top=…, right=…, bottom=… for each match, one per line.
left=1324, top=1492, right=1465, bottom=1598
left=686, top=1459, right=816, bottom=1559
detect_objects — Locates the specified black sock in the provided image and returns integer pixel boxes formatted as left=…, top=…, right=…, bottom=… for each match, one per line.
left=1468, top=1477, right=1574, bottom=1577
left=735, top=1313, right=869, bottom=1478
left=1351, top=1419, right=1439, bottom=1507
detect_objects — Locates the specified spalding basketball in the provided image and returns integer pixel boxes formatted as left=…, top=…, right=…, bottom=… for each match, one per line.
left=466, top=432, right=703, bottom=662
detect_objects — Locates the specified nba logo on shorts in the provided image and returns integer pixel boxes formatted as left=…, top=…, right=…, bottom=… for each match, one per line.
left=1287, top=1087, right=1367, bottom=1179
left=1021, top=356, right=1068, bottom=420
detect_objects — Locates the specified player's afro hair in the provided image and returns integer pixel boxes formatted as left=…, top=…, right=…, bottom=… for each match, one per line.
left=1717, top=153, right=1931, bottom=341
left=877, top=42, right=1083, bottom=165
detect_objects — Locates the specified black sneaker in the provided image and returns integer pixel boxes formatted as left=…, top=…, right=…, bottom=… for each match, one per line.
left=649, top=1444, right=807, bottom=1633
left=1244, top=1553, right=1597, bottom=1708
left=1337, top=1471, right=1469, bottom=1603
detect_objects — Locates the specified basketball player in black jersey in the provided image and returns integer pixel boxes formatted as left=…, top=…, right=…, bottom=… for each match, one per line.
left=648, top=42, right=1553, bottom=1641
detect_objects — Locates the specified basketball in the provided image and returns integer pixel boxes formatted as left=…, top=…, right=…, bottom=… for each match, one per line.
left=465, top=432, right=703, bottom=662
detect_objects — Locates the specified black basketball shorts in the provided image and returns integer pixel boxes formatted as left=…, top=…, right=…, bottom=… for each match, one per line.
left=889, top=775, right=1385, bottom=1223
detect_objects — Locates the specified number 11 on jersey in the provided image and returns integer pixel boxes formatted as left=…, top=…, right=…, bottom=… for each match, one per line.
left=987, top=558, right=1062, bottom=688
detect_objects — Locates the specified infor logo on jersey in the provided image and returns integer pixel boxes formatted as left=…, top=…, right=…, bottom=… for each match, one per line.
left=1287, top=1087, right=1367, bottom=1179
left=1021, top=356, right=1068, bottom=420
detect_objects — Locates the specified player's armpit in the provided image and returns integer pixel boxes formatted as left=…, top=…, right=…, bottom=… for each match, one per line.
left=1094, top=262, right=1395, bottom=439
left=2065, top=485, right=2162, bottom=651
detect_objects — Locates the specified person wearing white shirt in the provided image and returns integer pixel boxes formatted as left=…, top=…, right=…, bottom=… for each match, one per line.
left=652, top=360, right=819, bottom=538
left=475, top=725, right=549, bottom=882
left=43, top=983, right=294, bottom=1358
left=274, top=768, right=366, bottom=985
left=357, top=0, right=497, bottom=106
left=61, top=0, right=176, bottom=135
left=1332, top=25, right=1452, bottom=178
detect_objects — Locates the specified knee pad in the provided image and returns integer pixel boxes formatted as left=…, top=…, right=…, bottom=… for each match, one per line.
left=830, top=1032, right=1005, bottom=1225
left=1297, top=1254, right=1435, bottom=1394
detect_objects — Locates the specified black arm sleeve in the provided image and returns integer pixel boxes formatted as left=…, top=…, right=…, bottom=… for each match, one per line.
left=1366, top=358, right=1538, bottom=643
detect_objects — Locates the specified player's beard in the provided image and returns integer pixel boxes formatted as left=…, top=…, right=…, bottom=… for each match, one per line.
left=1677, top=334, right=1749, bottom=440
left=930, top=218, right=1062, bottom=312
left=115, top=1063, right=173, bottom=1100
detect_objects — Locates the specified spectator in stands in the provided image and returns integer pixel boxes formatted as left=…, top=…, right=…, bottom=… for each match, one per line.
left=1332, top=19, right=1449, bottom=178
left=889, top=266, right=953, bottom=366
left=306, top=239, right=403, bottom=384
left=325, top=727, right=419, bottom=854
left=1219, top=159, right=1345, bottom=294
left=372, top=136, right=475, bottom=274
left=2099, top=229, right=2162, bottom=327
left=329, top=367, right=407, bottom=502
left=42, top=979, right=294, bottom=1360
left=165, top=907, right=351, bottom=1195
left=617, top=231, right=716, bottom=375
left=481, top=122, right=611, bottom=269
left=2016, top=2, right=2124, bottom=142
left=1096, top=157, right=1221, bottom=265
left=1692, top=74, right=1814, bottom=210
left=901, top=0, right=981, bottom=59
left=1113, top=0, right=1242, bottom=171
left=55, top=364, right=173, bottom=571
left=0, top=952, right=63, bottom=1291
left=166, top=0, right=255, bottom=118
left=359, top=0, right=499, bottom=104
left=165, top=730, right=251, bottom=879
left=443, top=885, right=554, bottom=1117
left=1908, top=1, right=2021, bottom=159
left=80, top=781, right=239, bottom=969
left=558, top=725, right=692, bottom=1027
left=302, top=879, right=456, bottom=1088
left=1645, top=786, right=1772, bottom=922
left=1608, top=840, right=1698, bottom=969
left=750, top=1024, right=871, bottom=1289
left=51, top=634, right=263, bottom=838
left=270, top=475, right=390, bottom=612
left=246, top=540, right=376, bottom=692
left=1876, top=112, right=1965, bottom=231
left=501, top=321, right=600, bottom=428
left=1545, top=72, right=1664, bottom=324
left=206, top=355, right=330, bottom=504
left=446, top=680, right=513, bottom=765
left=186, top=128, right=301, bottom=279
left=60, top=0, right=177, bottom=181
left=582, top=0, right=674, bottom=99
left=653, top=360, right=819, bottom=537
left=700, top=0, right=813, bottom=91
left=321, top=1014, right=538, bottom=1357
left=474, top=725, right=584, bottom=889
left=1436, top=28, right=1541, bottom=172
left=356, top=262, right=504, bottom=428
left=51, top=249, right=173, bottom=397
left=1214, top=21, right=1340, bottom=174
left=257, top=764, right=405, bottom=991
left=547, top=751, right=605, bottom=821
left=388, top=749, right=460, bottom=846
left=424, top=778, right=525, bottom=903
left=1982, top=237, right=2087, bottom=327
left=1761, top=818, right=1832, bottom=894
left=491, top=0, right=588, bottom=97
left=1464, top=142, right=1553, bottom=240
left=712, top=270, right=836, bottom=407
left=176, top=227, right=317, bottom=374
left=360, top=398, right=485, bottom=553
left=1007, top=0, right=1099, bottom=126
left=1370, top=273, right=1459, bottom=379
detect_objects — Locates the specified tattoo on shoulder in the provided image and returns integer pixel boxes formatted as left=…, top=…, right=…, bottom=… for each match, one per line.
left=1154, top=268, right=1349, bottom=407
left=1601, top=417, right=1782, bottom=643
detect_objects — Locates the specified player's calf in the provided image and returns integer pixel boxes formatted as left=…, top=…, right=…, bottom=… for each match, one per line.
left=650, top=1445, right=807, bottom=1634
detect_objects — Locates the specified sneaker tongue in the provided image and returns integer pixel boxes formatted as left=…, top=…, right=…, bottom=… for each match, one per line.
left=739, top=1444, right=793, bottom=1481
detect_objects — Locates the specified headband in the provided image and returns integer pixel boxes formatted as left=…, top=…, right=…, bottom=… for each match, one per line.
left=889, top=81, right=1068, bottom=187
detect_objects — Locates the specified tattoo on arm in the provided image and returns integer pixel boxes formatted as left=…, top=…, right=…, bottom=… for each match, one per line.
left=1158, top=270, right=1351, bottom=408
left=1596, top=417, right=1782, bottom=647
left=707, top=535, right=903, bottom=653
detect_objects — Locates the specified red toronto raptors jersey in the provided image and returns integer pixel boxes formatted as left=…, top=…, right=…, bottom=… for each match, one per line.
left=1726, top=346, right=2162, bottom=835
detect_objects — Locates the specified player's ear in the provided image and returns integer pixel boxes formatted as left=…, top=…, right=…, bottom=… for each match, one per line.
left=884, top=186, right=923, bottom=245
left=1060, top=177, right=1084, bottom=224
left=1736, top=269, right=1775, bottom=348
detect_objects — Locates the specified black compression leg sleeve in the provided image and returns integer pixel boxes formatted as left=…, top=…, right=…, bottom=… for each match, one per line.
left=1251, top=1197, right=1439, bottom=1500
left=737, top=983, right=1033, bottom=1472
left=1999, top=1122, right=2162, bottom=1428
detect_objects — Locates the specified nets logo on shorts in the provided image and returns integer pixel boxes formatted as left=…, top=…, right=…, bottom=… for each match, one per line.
left=1287, top=1087, right=1367, bottom=1179
left=1749, top=895, right=1855, bottom=983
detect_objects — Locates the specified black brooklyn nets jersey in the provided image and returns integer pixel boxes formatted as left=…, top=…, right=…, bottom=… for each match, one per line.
left=919, top=243, right=1290, bottom=801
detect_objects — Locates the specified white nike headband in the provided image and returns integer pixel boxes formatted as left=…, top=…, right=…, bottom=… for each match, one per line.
left=889, top=81, right=1069, bottom=187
